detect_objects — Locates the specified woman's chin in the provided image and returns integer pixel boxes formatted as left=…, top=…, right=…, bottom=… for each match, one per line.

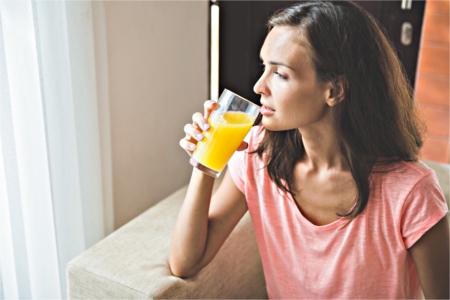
left=261, top=118, right=288, bottom=132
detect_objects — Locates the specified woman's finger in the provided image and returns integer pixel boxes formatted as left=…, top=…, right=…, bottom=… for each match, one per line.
left=180, top=136, right=197, bottom=154
left=203, top=100, right=218, bottom=121
left=184, top=123, right=204, bottom=142
left=192, top=112, right=209, bottom=131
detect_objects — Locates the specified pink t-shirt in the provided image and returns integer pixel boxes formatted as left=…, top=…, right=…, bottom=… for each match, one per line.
left=228, top=126, right=448, bottom=299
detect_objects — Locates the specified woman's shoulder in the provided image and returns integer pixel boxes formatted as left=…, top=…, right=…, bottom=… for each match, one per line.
left=373, top=159, right=434, bottom=179
left=370, top=160, right=439, bottom=195
left=370, top=160, right=446, bottom=207
left=369, top=160, right=447, bottom=223
left=397, top=160, right=435, bottom=176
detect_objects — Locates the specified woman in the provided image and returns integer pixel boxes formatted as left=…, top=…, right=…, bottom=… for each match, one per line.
left=169, top=1, right=449, bottom=299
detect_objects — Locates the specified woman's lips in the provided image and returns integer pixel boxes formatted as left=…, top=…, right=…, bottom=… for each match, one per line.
left=261, top=104, right=275, bottom=116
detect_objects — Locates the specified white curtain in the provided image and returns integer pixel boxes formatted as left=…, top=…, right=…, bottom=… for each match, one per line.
left=0, top=0, right=113, bottom=298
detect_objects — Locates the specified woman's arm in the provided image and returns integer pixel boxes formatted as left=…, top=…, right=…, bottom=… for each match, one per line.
left=169, top=168, right=247, bottom=278
left=409, top=216, right=449, bottom=299
left=169, top=100, right=248, bottom=277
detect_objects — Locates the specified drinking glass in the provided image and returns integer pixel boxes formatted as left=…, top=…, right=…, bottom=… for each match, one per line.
left=189, top=89, right=260, bottom=178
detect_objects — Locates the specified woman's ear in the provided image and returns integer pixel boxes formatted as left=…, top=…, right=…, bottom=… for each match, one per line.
left=326, top=76, right=347, bottom=106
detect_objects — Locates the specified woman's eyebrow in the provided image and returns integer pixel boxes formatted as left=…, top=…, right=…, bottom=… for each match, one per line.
left=268, top=61, right=297, bottom=71
left=260, top=55, right=297, bottom=71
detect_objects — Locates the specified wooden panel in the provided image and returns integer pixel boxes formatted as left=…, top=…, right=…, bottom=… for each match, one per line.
left=415, top=75, right=450, bottom=106
left=421, top=135, right=450, bottom=163
left=426, top=0, right=450, bottom=13
left=419, top=103, right=449, bottom=138
left=417, top=44, right=450, bottom=77
left=374, top=1, right=426, bottom=88
left=422, top=12, right=449, bottom=44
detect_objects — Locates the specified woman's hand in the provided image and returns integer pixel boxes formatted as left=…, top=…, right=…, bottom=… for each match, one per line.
left=179, top=100, right=217, bottom=156
left=180, top=100, right=248, bottom=156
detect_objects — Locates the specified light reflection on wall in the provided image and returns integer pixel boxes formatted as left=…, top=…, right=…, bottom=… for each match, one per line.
left=210, top=1, right=219, bottom=100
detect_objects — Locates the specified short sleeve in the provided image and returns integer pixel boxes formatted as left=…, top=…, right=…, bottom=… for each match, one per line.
left=227, top=146, right=246, bottom=193
left=401, top=172, right=449, bottom=249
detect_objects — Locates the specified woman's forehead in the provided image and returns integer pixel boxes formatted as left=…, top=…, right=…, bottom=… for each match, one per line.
left=260, top=26, right=312, bottom=67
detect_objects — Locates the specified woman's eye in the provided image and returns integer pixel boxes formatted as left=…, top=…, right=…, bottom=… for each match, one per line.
left=273, top=71, right=287, bottom=80
left=260, top=62, right=287, bottom=80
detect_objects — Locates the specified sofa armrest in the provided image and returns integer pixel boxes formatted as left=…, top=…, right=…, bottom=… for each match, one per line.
left=67, top=182, right=267, bottom=299
left=423, top=160, right=449, bottom=205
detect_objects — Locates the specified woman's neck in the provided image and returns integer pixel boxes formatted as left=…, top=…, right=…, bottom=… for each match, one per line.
left=298, top=125, right=348, bottom=172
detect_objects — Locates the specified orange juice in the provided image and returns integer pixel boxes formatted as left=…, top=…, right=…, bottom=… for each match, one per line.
left=192, top=111, right=255, bottom=172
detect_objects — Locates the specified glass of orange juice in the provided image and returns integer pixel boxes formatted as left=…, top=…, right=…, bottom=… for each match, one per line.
left=190, top=89, right=260, bottom=178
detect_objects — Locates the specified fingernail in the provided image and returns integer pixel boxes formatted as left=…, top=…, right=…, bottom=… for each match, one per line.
left=197, top=134, right=204, bottom=141
left=203, top=124, right=210, bottom=131
left=189, top=144, right=196, bottom=150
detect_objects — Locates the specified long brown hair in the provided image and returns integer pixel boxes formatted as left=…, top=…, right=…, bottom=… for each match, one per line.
left=253, top=0, right=425, bottom=219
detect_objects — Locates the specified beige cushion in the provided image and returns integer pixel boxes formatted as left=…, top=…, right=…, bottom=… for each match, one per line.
left=423, top=159, right=450, bottom=226
left=67, top=183, right=267, bottom=299
left=423, top=160, right=449, bottom=204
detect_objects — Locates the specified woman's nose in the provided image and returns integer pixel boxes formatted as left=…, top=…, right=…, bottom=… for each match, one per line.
left=253, top=73, right=269, bottom=96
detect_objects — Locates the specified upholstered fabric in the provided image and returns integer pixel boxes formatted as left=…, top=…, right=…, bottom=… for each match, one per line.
left=67, top=182, right=267, bottom=299
left=424, top=160, right=450, bottom=210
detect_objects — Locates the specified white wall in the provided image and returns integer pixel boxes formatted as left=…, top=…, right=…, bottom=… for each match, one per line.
left=103, top=1, right=209, bottom=229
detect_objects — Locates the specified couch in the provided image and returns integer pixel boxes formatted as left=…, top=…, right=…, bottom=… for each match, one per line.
left=67, top=160, right=449, bottom=299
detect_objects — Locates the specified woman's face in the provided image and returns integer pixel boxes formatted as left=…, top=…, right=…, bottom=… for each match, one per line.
left=254, top=26, right=334, bottom=132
